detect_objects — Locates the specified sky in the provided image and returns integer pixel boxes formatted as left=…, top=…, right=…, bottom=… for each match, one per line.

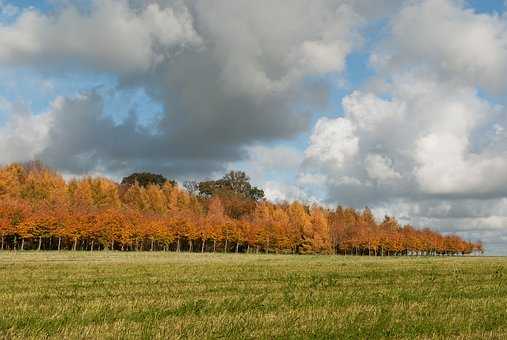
left=1, top=0, right=507, bottom=254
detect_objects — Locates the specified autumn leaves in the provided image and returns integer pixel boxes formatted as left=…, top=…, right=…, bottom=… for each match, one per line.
left=0, top=162, right=481, bottom=255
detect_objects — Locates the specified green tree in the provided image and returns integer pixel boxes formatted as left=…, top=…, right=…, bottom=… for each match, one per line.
left=121, top=172, right=175, bottom=188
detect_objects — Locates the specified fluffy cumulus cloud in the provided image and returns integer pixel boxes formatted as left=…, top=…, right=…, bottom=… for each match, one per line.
left=365, top=154, right=401, bottom=182
left=302, top=70, right=507, bottom=248
left=0, top=1, right=201, bottom=74
left=304, top=117, right=358, bottom=171
left=386, top=0, right=507, bottom=93
left=299, top=0, right=507, bottom=253
left=0, top=101, right=50, bottom=163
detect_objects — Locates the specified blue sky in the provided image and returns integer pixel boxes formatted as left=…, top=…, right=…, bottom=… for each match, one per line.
left=2, top=0, right=507, bottom=254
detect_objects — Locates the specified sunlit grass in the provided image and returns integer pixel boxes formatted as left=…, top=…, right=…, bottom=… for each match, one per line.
left=0, top=252, right=506, bottom=339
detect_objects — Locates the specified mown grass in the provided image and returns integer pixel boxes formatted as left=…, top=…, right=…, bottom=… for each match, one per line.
left=0, top=252, right=506, bottom=339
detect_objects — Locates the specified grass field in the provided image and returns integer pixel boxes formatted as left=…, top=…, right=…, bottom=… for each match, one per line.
left=0, top=252, right=506, bottom=339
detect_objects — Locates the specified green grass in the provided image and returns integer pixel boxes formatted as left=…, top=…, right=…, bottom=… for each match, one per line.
left=0, top=252, right=506, bottom=339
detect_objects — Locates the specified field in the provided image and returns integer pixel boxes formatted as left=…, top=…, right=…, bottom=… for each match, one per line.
left=0, top=252, right=506, bottom=339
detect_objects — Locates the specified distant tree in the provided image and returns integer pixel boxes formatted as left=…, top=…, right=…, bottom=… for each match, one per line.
left=121, top=172, right=175, bottom=188
left=197, top=171, right=264, bottom=201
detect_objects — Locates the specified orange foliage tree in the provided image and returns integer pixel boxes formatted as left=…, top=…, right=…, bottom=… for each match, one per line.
left=0, top=162, right=482, bottom=255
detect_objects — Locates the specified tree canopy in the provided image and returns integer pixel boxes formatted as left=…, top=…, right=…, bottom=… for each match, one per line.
left=121, top=172, right=175, bottom=188
left=0, top=162, right=483, bottom=255
left=197, top=171, right=264, bottom=201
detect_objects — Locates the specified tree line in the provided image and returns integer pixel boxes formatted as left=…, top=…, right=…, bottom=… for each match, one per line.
left=0, top=162, right=483, bottom=255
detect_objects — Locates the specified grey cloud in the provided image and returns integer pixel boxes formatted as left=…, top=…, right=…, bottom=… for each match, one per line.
left=34, top=92, right=237, bottom=178
left=0, top=0, right=383, bottom=178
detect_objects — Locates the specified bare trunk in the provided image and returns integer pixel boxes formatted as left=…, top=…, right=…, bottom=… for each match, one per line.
left=1, top=236, right=4, bottom=250
left=91, top=240, right=94, bottom=251
left=58, top=237, right=61, bottom=251
left=247, top=244, right=250, bottom=253
left=111, top=239, right=114, bottom=251
left=73, top=238, right=78, bottom=251
left=213, top=239, right=216, bottom=252
left=151, top=239, right=154, bottom=251
left=177, top=238, right=180, bottom=252
left=201, top=239, right=205, bottom=253
left=189, top=240, right=193, bottom=252
left=235, top=242, right=239, bottom=253
left=38, top=236, right=42, bottom=251
left=21, top=238, right=25, bottom=251
left=224, top=239, right=228, bottom=253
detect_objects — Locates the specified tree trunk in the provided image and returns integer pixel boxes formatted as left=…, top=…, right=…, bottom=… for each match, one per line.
left=201, top=239, right=205, bottom=253
left=111, top=239, right=114, bottom=251
left=58, top=237, right=61, bottom=251
left=256, top=245, right=259, bottom=254
left=91, top=240, right=94, bottom=251
left=21, top=238, right=25, bottom=251
left=189, top=240, right=193, bottom=252
left=235, top=242, right=239, bottom=253
left=151, top=239, right=154, bottom=251
left=247, top=244, right=250, bottom=253
left=38, top=236, right=42, bottom=251
left=213, top=239, right=216, bottom=252
left=1, top=236, right=4, bottom=250
left=73, top=238, right=78, bottom=251
left=177, top=238, right=180, bottom=252
left=224, top=239, right=228, bottom=253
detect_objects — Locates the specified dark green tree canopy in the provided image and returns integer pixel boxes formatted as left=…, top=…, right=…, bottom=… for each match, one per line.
left=121, top=172, right=175, bottom=188
left=197, top=171, right=264, bottom=201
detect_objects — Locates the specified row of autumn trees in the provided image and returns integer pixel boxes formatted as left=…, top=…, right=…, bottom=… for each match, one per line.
left=0, top=162, right=483, bottom=255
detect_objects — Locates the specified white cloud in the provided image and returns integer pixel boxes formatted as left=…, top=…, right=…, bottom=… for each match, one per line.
left=0, top=102, right=50, bottom=164
left=365, top=154, right=401, bottom=182
left=304, top=117, right=358, bottom=171
left=378, top=0, right=507, bottom=93
left=303, top=71, right=507, bottom=200
left=414, top=132, right=507, bottom=194
left=0, top=1, right=201, bottom=74
left=342, top=91, right=405, bottom=131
